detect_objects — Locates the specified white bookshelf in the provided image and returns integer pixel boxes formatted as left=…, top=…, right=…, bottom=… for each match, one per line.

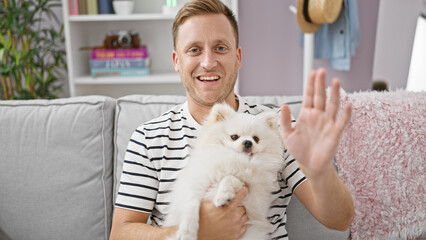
left=62, top=0, right=238, bottom=97
left=68, top=13, right=176, bottom=22
left=74, top=72, right=180, bottom=85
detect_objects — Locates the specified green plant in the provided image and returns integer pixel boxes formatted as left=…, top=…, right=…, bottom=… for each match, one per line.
left=0, top=0, right=67, bottom=100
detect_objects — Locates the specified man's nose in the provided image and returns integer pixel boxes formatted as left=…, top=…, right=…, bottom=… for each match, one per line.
left=200, top=50, right=217, bottom=70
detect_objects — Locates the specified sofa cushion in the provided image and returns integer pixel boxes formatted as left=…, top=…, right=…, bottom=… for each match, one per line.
left=114, top=95, right=187, bottom=199
left=0, top=96, right=115, bottom=240
left=244, top=95, right=303, bottom=118
left=335, top=91, right=426, bottom=240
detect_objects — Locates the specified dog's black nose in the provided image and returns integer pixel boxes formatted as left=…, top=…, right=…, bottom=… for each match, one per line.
left=243, top=140, right=252, bottom=149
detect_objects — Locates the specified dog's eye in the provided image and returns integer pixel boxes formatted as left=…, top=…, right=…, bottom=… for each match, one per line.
left=230, top=134, right=239, bottom=141
left=253, top=136, right=259, bottom=143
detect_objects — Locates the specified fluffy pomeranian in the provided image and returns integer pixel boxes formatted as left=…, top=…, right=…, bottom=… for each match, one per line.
left=164, top=103, right=285, bottom=240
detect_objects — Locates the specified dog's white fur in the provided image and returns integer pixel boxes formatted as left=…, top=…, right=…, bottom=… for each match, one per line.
left=164, top=103, right=285, bottom=240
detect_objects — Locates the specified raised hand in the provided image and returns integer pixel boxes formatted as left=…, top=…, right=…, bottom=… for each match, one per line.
left=280, top=68, right=352, bottom=179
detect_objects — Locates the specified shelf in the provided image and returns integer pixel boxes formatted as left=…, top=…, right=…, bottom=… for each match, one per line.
left=69, top=13, right=175, bottom=22
left=63, top=0, right=238, bottom=97
left=74, top=72, right=181, bottom=85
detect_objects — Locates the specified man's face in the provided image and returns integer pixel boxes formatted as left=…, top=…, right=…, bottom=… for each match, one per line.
left=172, top=14, right=242, bottom=108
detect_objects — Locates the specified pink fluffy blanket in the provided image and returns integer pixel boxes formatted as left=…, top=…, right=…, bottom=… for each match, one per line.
left=335, top=91, right=426, bottom=240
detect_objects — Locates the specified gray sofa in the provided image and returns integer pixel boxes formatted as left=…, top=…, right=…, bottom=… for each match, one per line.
left=0, top=94, right=351, bottom=240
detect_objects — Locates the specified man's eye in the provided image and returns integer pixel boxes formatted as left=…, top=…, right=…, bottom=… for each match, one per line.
left=230, top=134, right=239, bottom=141
left=188, top=48, right=199, bottom=54
left=217, top=46, right=226, bottom=51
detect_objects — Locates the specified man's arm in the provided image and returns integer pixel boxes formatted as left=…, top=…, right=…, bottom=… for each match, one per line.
left=109, top=208, right=177, bottom=240
left=109, top=187, right=248, bottom=240
left=280, top=68, right=355, bottom=231
left=294, top=170, right=354, bottom=231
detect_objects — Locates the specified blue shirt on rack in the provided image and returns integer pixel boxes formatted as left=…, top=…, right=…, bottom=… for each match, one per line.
left=301, top=0, right=360, bottom=71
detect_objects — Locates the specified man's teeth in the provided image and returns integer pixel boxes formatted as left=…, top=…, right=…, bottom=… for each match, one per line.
left=199, top=76, right=219, bottom=81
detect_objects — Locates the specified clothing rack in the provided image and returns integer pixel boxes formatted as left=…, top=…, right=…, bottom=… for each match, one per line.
left=406, top=13, right=426, bottom=91
left=289, top=5, right=314, bottom=91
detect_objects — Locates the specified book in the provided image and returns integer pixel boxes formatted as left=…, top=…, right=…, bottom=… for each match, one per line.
left=91, top=67, right=150, bottom=78
left=90, top=58, right=150, bottom=69
left=98, top=0, right=113, bottom=14
left=91, top=48, right=149, bottom=60
left=78, top=0, right=87, bottom=14
left=87, top=0, right=98, bottom=15
left=68, top=0, right=79, bottom=15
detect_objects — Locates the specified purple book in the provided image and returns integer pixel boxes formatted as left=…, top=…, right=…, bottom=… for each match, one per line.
left=91, top=47, right=149, bottom=59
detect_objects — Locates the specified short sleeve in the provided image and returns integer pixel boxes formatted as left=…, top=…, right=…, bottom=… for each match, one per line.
left=115, top=127, right=159, bottom=213
left=281, top=149, right=306, bottom=193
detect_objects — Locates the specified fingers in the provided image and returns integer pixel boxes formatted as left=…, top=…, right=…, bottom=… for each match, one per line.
left=335, top=102, right=352, bottom=135
left=239, top=207, right=248, bottom=222
left=239, top=219, right=248, bottom=236
left=280, top=104, right=293, bottom=138
left=230, top=189, right=248, bottom=239
left=313, top=69, right=327, bottom=110
left=303, top=70, right=316, bottom=108
left=303, top=68, right=327, bottom=111
left=232, top=206, right=248, bottom=239
left=326, top=78, right=341, bottom=120
left=227, top=186, right=248, bottom=209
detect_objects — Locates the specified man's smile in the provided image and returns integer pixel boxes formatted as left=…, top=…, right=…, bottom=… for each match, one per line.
left=198, top=76, right=219, bottom=81
left=196, top=74, right=221, bottom=83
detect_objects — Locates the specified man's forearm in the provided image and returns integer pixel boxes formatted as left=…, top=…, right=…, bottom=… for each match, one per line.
left=110, top=222, right=177, bottom=240
left=305, top=164, right=355, bottom=231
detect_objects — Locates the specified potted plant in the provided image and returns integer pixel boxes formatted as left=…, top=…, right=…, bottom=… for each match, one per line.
left=0, top=0, right=67, bottom=100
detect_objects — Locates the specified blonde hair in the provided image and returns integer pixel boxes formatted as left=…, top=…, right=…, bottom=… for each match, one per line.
left=172, top=0, right=239, bottom=49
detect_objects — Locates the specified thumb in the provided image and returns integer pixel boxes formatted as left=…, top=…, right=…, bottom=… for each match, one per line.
left=227, top=186, right=248, bottom=209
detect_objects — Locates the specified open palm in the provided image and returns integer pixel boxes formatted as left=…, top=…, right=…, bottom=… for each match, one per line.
left=280, top=69, right=352, bottom=178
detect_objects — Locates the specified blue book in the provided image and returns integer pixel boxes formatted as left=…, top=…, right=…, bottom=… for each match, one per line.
left=98, top=0, right=113, bottom=14
left=90, top=58, right=150, bottom=69
left=91, top=67, right=150, bottom=78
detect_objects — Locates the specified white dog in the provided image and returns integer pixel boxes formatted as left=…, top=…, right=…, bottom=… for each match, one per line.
left=164, top=103, right=285, bottom=240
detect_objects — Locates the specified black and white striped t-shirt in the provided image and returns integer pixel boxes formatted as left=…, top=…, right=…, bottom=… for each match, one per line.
left=115, top=96, right=306, bottom=239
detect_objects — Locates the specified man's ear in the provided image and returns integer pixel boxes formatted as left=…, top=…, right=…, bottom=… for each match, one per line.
left=237, top=46, right=242, bottom=69
left=259, top=111, right=279, bottom=130
left=205, top=103, right=235, bottom=125
left=172, top=50, right=179, bottom=72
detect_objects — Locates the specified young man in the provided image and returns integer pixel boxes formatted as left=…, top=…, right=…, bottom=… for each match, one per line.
left=110, top=0, right=355, bottom=239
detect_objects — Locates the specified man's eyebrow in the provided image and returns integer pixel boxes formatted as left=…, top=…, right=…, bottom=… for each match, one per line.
left=214, top=39, right=232, bottom=46
left=182, top=39, right=233, bottom=50
left=183, top=41, right=202, bottom=50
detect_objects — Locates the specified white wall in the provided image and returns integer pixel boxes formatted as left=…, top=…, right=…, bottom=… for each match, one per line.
left=55, top=0, right=425, bottom=96
left=373, top=0, right=426, bottom=90
left=239, top=0, right=380, bottom=96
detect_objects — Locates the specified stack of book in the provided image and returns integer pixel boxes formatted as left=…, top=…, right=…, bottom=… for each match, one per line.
left=90, top=47, right=150, bottom=78
left=69, top=0, right=113, bottom=15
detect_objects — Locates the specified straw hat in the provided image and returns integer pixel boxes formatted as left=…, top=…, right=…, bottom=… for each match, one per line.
left=297, top=0, right=343, bottom=33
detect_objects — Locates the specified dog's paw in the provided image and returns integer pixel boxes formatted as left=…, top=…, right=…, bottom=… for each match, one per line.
left=214, top=176, right=244, bottom=207
left=214, top=191, right=234, bottom=207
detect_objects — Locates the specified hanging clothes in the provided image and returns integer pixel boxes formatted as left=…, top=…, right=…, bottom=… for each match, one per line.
left=301, top=0, right=360, bottom=71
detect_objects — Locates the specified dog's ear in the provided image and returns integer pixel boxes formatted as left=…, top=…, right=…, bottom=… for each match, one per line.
left=259, top=111, right=278, bottom=130
left=205, top=103, right=235, bottom=124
